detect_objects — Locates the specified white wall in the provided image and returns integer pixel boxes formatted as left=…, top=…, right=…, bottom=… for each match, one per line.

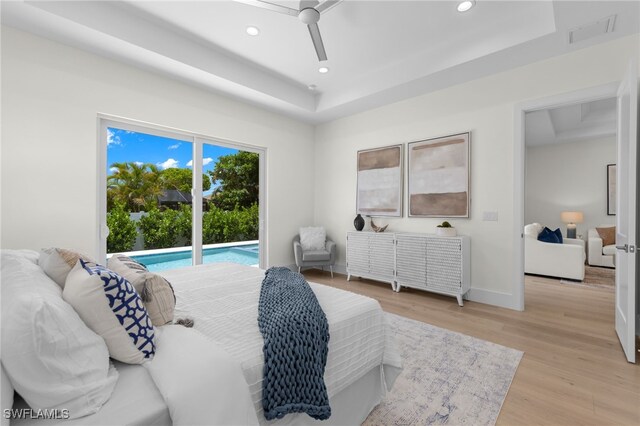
left=0, top=27, right=315, bottom=266
left=525, top=137, right=617, bottom=239
left=314, top=34, right=639, bottom=309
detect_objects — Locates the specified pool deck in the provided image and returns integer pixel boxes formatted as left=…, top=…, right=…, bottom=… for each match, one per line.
left=109, top=240, right=259, bottom=258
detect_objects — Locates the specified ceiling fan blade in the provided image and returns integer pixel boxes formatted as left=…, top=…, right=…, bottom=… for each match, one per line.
left=234, top=0, right=299, bottom=17
left=307, top=23, right=327, bottom=61
left=315, top=0, right=342, bottom=14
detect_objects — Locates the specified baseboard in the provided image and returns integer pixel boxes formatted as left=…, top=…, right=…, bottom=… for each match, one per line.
left=465, top=288, right=520, bottom=310
left=285, top=263, right=348, bottom=276
left=287, top=263, right=519, bottom=311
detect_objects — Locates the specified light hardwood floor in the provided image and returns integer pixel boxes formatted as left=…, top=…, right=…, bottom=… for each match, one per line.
left=302, top=270, right=640, bottom=425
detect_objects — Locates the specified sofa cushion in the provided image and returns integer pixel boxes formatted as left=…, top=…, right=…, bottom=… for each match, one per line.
left=538, top=227, right=562, bottom=244
left=596, top=226, right=616, bottom=247
left=302, top=250, right=331, bottom=262
left=602, top=245, right=617, bottom=256
left=524, top=223, right=543, bottom=238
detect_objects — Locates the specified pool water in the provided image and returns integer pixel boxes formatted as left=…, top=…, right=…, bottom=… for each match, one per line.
left=131, top=244, right=259, bottom=272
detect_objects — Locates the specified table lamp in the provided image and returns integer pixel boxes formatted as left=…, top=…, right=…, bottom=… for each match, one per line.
left=561, top=211, right=583, bottom=239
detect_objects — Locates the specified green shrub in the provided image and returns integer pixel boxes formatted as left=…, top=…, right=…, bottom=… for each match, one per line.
left=107, top=203, right=138, bottom=253
left=138, top=207, right=180, bottom=249
left=203, top=203, right=259, bottom=244
left=175, top=204, right=192, bottom=245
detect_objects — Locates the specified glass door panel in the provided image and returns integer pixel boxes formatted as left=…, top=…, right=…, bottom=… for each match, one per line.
left=106, top=126, right=193, bottom=271
left=200, top=142, right=260, bottom=267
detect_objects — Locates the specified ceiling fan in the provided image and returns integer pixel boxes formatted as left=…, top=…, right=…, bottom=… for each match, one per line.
left=235, top=0, right=342, bottom=61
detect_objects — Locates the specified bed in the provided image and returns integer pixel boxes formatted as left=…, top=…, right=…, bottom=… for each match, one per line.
left=7, top=260, right=401, bottom=426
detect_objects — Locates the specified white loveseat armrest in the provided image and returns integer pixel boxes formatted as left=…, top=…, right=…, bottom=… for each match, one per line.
left=525, top=238, right=585, bottom=281
left=587, top=228, right=615, bottom=268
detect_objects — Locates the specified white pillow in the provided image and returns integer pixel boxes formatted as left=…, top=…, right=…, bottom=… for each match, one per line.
left=107, top=255, right=176, bottom=326
left=300, top=227, right=326, bottom=251
left=64, top=260, right=156, bottom=364
left=0, top=249, right=39, bottom=264
left=0, top=251, right=118, bottom=419
left=145, top=326, right=259, bottom=426
left=524, top=223, right=543, bottom=238
left=39, top=247, right=95, bottom=288
left=1, top=363, right=13, bottom=426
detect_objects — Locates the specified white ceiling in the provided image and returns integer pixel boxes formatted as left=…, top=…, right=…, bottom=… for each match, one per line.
left=525, top=97, right=617, bottom=147
left=2, top=1, right=639, bottom=123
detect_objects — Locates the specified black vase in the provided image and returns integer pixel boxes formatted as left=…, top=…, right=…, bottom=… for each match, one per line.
left=354, top=214, right=365, bottom=231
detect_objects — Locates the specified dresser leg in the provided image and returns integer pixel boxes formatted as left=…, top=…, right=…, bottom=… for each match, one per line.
left=347, top=274, right=351, bottom=282
left=456, top=294, right=464, bottom=307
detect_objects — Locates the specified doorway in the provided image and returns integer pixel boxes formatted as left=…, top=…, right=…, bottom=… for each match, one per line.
left=513, top=67, right=638, bottom=363
left=523, top=97, right=617, bottom=289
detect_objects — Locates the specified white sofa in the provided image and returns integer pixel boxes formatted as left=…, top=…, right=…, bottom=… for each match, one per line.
left=588, top=226, right=616, bottom=268
left=524, top=223, right=586, bottom=281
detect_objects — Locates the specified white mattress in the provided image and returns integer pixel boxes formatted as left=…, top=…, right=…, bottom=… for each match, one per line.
left=160, top=263, right=401, bottom=421
left=11, top=362, right=170, bottom=426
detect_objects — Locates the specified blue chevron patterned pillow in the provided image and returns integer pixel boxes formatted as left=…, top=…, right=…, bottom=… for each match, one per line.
left=63, top=259, right=155, bottom=364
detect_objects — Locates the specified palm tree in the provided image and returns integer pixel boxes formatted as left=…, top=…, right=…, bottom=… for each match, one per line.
left=107, top=162, right=163, bottom=212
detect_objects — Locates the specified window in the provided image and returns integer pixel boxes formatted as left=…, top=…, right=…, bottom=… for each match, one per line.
left=99, top=118, right=266, bottom=270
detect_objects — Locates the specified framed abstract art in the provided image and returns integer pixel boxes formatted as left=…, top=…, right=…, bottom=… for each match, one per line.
left=408, top=132, right=470, bottom=218
left=356, top=144, right=403, bottom=217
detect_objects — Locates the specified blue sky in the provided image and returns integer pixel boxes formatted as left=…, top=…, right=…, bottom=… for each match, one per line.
left=107, top=127, right=238, bottom=194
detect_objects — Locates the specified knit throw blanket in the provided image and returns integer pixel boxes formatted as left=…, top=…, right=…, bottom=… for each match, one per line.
left=258, top=267, right=331, bottom=421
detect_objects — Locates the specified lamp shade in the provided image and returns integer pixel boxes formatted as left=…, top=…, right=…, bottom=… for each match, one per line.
left=561, top=211, right=584, bottom=224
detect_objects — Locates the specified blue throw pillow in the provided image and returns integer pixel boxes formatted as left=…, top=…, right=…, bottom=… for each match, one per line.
left=538, top=227, right=561, bottom=244
left=552, top=228, right=563, bottom=244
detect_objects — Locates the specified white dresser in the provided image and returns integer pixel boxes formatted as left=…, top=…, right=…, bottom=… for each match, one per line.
left=346, top=231, right=470, bottom=306
left=346, top=231, right=395, bottom=287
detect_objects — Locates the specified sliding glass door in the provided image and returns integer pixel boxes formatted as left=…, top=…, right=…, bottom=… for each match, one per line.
left=198, top=141, right=261, bottom=267
left=99, top=118, right=266, bottom=270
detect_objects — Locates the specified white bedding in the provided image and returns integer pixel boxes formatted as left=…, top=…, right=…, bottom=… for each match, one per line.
left=160, top=263, right=402, bottom=423
left=11, top=262, right=401, bottom=426
left=11, top=362, right=170, bottom=426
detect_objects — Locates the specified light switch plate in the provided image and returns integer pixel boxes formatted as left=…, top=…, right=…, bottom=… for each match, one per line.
left=483, top=211, right=499, bottom=221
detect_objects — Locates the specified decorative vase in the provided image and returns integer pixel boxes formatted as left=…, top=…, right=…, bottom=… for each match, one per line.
left=354, top=214, right=365, bottom=231
left=436, top=227, right=457, bottom=237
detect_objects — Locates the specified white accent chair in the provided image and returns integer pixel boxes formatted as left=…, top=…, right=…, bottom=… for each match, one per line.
left=588, top=227, right=616, bottom=268
left=293, top=234, right=336, bottom=278
left=524, top=223, right=586, bottom=281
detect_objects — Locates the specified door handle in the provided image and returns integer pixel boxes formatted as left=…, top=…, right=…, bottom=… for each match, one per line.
left=615, top=244, right=629, bottom=252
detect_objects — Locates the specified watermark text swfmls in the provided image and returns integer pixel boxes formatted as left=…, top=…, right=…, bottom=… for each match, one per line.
left=3, top=409, right=70, bottom=420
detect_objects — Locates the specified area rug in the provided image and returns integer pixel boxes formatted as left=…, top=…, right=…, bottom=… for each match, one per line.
left=561, top=265, right=615, bottom=289
left=364, top=313, right=523, bottom=426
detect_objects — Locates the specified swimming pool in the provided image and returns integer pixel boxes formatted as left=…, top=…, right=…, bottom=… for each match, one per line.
left=130, top=244, right=259, bottom=272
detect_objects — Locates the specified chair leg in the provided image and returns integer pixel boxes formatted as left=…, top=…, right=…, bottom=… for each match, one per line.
left=330, top=266, right=333, bottom=278
left=298, top=266, right=301, bottom=273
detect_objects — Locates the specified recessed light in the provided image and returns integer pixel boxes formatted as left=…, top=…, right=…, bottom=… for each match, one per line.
left=457, top=0, right=475, bottom=12
left=246, top=26, right=260, bottom=36
left=318, top=67, right=329, bottom=74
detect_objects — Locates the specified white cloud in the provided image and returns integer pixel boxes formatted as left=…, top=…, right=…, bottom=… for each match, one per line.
left=109, top=166, right=118, bottom=173
left=168, top=143, right=181, bottom=150
left=107, top=129, right=122, bottom=147
left=185, top=158, right=213, bottom=168
left=157, top=158, right=179, bottom=170
left=134, top=161, right=144, bottom=166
